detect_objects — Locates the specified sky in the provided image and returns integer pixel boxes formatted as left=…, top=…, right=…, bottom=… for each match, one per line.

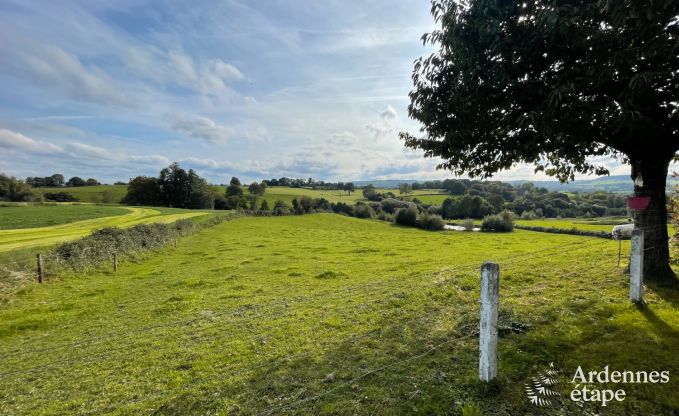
left=0, top=0, right=636, bottom=184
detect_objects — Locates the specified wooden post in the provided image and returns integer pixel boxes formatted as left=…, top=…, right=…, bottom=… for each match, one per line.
left=630, top=230, right=644, bottom=303
left=113, top=252, right=118, bottom=272
left=36, top=254, right=44, bottom=283
left=174, top=239, right=177, bottom=248
left=479, top=261, right=499, bottom=382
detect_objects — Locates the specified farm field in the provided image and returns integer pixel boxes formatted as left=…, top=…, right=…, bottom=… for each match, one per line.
left=515, top=217, right=676, bottom=235
left=39, top=185, right=128, bottom=203
left=515, top=218, right=630, bottom=232
left=0, top=206, right=212, bottom=253
left=0, top=204, right=129, bottom=230
left=246, top=186, right=445, bottom=206
left=0, top=214, right=677, bottom=415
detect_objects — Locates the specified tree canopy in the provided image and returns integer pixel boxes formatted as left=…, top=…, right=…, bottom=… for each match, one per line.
left=401, top=0, right=679, bottom=280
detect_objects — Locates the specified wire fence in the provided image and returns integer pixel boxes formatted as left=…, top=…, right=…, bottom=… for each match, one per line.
left=0, top=237, right=621, bottom=415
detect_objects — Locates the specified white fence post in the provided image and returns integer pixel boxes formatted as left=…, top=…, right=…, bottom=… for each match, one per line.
left=480, top=261, right=499, bottom=382
left=630, top=229, right=644, bottom=303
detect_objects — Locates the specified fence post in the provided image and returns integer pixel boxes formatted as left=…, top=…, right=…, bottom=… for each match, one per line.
left=113, top=252, right=118, bottom=272
left=630, top=230, right=644, bottom=303
left=479, top=261, right=499, bottom=382
left=174, top=239, right=178, bottom=248
left=36, top=254, right=44, bottom=283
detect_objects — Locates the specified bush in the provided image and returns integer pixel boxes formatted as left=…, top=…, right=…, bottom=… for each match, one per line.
left=416, top=212, right=445, bottom=230
left=260, top=200, right=270, bottom=211
left=332, top=202, right=354, bottom=216
left=380, top=198, right=410, bottom=214
left=461, top=218, right=475, bottom=231
left=394, top=206, right=418, bottom=226
left=273, top=200, right=289, bottom=215
left=354, top=203, right=375, bottom=219
left=481, top=213, right=514, bottom=232
left=377, top=211, right=394, bottom=222
left=44, top=192, right=78, bottom=202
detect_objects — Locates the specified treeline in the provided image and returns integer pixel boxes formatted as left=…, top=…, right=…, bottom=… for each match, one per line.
left=261, top=177, right=356, bottom=193
left=123, top=163, right=215, bottom=209
left=390, top=179, right=628, bottom=219
left=26, top=174, right=101, bottom=187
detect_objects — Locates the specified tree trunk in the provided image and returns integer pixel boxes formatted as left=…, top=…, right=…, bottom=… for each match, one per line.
left=630, top=157, right=676, bottom=283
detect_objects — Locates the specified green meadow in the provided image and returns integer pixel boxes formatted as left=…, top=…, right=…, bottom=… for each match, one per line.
left=39, top=185, right=128, bottom=204
left=0, top=214, right=677, bottom=415
left=0, top=204, right=129, bottom=230
left=0, top=206, right=211, bottom=253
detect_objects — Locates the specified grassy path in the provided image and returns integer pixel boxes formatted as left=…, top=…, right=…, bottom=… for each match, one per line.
left=0, top=207, right=210, bottom=252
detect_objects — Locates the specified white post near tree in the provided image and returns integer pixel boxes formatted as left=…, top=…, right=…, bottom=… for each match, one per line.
left=630, top=230, right=644, bottom=303
left=479, top=261, right=499, bottom=382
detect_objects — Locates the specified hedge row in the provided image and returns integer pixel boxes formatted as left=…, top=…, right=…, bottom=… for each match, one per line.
left=51, top=213, right=238, bottom=273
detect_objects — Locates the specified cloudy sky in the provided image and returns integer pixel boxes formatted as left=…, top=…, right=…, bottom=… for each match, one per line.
left=0, top=0, right=633, bottom=184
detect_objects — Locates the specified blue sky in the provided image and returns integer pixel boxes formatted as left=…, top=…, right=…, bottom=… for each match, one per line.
left=0, top=0, right=633, bottom=184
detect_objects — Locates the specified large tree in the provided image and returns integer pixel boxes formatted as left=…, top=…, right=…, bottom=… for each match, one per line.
left=400, top=0, right=679, bottom=281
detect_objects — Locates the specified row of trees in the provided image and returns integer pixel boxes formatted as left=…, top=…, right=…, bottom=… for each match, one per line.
left=123, top=163, right=214, bottom=209
left=0, top=174, right=35, bottom=202
left=26, top=174, right=101, bottom=187
left=261, top=177, right=355, bottom=194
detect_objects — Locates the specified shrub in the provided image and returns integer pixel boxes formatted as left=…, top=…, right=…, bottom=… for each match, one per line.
left=520, top=210, right=538, bottom=220
left=44, top=192, right=78, bottom=202
left=416, top=212, right=445, bottom=230
left=481, top=213, right=514, bottom=232
left=394, top=206, right=418, bottom=226
left=354, top=203, right=375, bottom=219
left=380, top=198, right=410, bottom=214
left=377, top=211, right=394, bottom=222
left=332, top=202, right=354, bottom=216
left=260, top=200, right=270, bottom=211
left=461, top=218, right=475, bottom=231
left=273, top=200, right=289, bottom=215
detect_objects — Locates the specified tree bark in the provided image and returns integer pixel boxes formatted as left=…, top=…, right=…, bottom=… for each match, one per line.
left=630, top=156, right=676, bottom=283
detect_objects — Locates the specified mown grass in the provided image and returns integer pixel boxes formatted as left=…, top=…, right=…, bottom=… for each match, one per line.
left=0, top=207, right=212, bottom=253
left=39, top=185, right=128, bottom=203
left=0, top=204, right=129, bottom=230
left=0, top=214, right=677, bottom=415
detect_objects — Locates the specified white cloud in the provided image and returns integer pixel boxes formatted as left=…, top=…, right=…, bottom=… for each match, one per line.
left=62, top=142, right=113, bottom=160
left=380, top=105, right=397, bottom=120
left=167, top=114, right=233, bottom=144
left=365, top=122, right=393, bottom=140
left=129, top=155, right=170, bottom=166
left=0, top=128, right=63, bottom=154
left=9, top=43, right=131, bottom=106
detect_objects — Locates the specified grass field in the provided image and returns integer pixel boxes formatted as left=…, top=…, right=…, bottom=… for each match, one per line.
left=0, top=204, right=129, bottom=230
left=0, top=207, right=212, bottom=252
left=0, top=214, right=677, bottom=415
left=515, top=218, right=630, bottom=232
left=39, top=185, right=128, bottom=203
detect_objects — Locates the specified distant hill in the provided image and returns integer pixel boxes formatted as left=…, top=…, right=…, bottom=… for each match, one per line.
left=508, top=175, right=677, bottom=193
left=356, top=175, right=677, bottom=193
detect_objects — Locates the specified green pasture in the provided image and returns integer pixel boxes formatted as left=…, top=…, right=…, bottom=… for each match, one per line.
left=0, top=206, right=211, bottom=253
left=0, top=204, right=128, bottom=230
left=0, top=214, right=677, bottom=415
left=515, top=217, right=676, bottom=235
left=39, top=185, right=127, bottom=203
left=247, top=186, right=365, bottom=205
